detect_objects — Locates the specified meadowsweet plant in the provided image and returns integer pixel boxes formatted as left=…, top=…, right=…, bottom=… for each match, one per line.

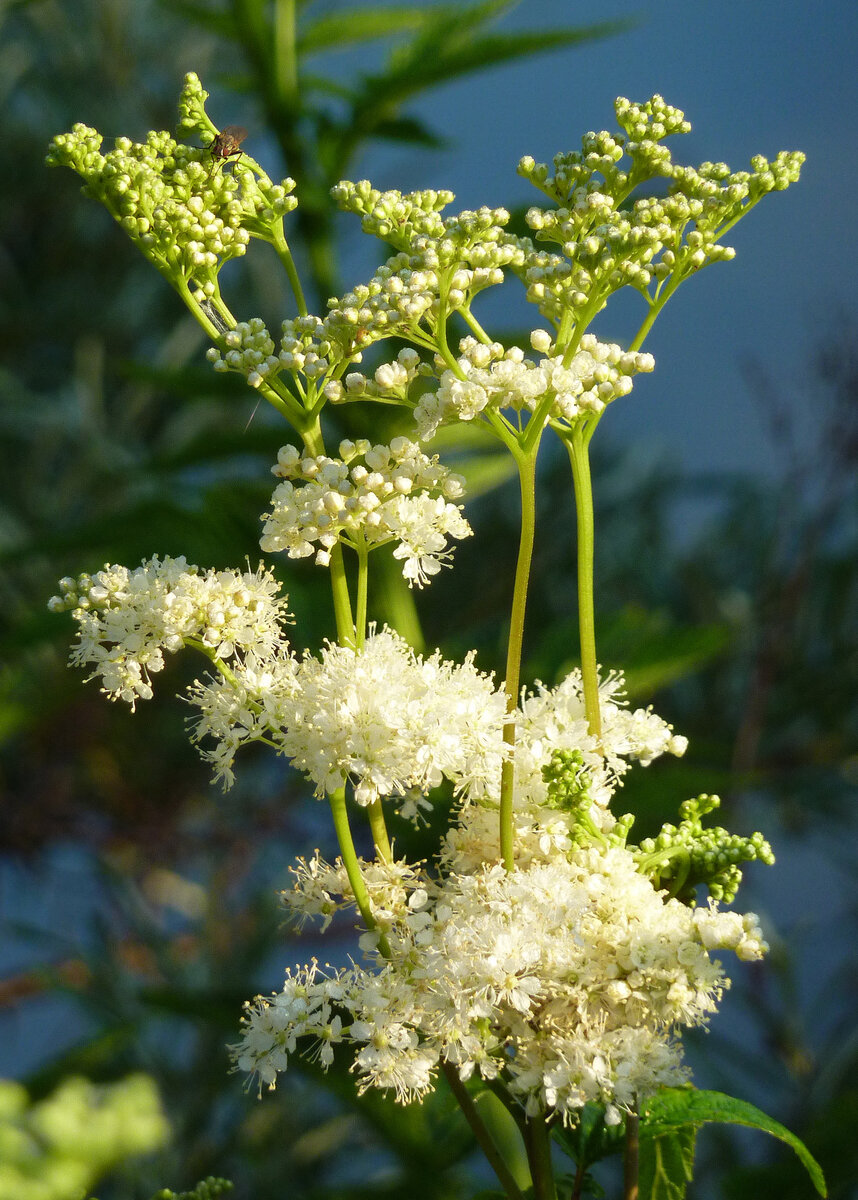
left=47, top=77, right=823, bottom=1199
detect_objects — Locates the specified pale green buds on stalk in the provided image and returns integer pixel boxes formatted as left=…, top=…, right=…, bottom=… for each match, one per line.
left=47, top=73, right=297, bottom=312
left=514, top=92, right=804, bottom=329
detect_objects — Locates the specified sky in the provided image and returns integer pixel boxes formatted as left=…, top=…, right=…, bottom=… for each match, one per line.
left=338, top=0, right=857, bottom=478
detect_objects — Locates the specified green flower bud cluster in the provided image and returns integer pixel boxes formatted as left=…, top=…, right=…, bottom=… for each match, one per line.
left=0, top=1074, right=168, bottom=1200
left=47, top=73, right=297, bottom=305
left=150, top=1177, right=233, bottom=1200
left=332, top=182, right=525, bottom=313
left=543, top=748, right=593, bottom=814
left=513, top=93, right=803, bottom=327
left=636, top=793, right=775, bottom=904
left=542, top=749, right=634, bottom=849
left=331, top=181, right=455, bottom=250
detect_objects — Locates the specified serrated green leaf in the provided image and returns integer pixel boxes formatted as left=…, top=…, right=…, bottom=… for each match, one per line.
left=639, top=1124, right=696, bottom=1200
left=641, top=1088, right=827, bottom=1198
left=298, top=7, right=430, bottom=55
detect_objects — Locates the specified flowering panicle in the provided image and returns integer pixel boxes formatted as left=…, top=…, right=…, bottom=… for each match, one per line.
left=260, top=436, right=471, bottom=584
left=49, top=84, right=801, bottom=1152
left=49, top=558, right=291, bottom=708
left=278, top=627, right=506, bottom=807
left=233, top=844, right=767, bottom=1118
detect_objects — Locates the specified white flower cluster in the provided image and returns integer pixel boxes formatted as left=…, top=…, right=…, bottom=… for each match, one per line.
left=442, top=669, right=688, bottom=873
left=277, top=627, right=506, bottom=806
left=234, top=843, right=766, bottom=1118
left=49, top=558, right=290, bottom=708
left=414, top=334, right=654, bottom=440
left=259, top=436, right=472, bottom=586
left=324, top=346, right=423, bottom=404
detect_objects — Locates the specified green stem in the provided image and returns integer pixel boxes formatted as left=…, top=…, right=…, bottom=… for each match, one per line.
left=623, top=1109, right=640, bottom=1200
left=459, top=304, right=493, bottom=344
left=300, top=420, right=355, bottom=645
left=523, top=1118, right=557, bottom=1200
left=273, top=0, right=298, bottom=106
left=367, top=799, right=392, bottom=864
left=273, top=222, right=308, bottom=317
left=355, top=541, right=369, bottom=650
left=329, top=787, right=391, bottom=956
left=565, top=428, right=601, bottom=740
left=499, top=448, right=538, bottom=870
left=442, top=1064, right=527, bottom=1200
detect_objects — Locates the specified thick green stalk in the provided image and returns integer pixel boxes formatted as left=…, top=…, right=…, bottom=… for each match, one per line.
left=565, top=428, right=601, bottom=740
left=442, top=1064, right=527, bottom=1200
left=273, top=0, right=298, bottom=106
left=367, top=799, right=392, bottom=864
left=354, top=542, right=369, bottom=650
left=499, top=448, right=538, bottom=870
left=523, top=1118, right=558, bottom=1200
left=623, top=1110, right=640, bottom=1200
left=329, top=787, right=390, bottom=956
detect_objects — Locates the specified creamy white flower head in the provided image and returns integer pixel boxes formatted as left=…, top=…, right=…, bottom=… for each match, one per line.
left=414, top=334, right=654, bottom=439
left=280, top=627, right=507, bottom=807
left=260, top=436, right=471, bottom=586
left=186, top=647, right=298, bottom=789
left=234, top=844, right=761, bottom=1119
left=514, top=668, right=686, bottom=810
left=50, top=557, right=291, bottom=708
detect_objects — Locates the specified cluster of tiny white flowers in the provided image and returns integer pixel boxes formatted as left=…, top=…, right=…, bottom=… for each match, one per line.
left=260, top=436, right=471, bottom=585
left=234, top=843, right=765, bottom=1119
left=278, top=627, right=507, bottom=807
left=325, top=346, right=423, bottom=404
left=514, top=669, right=687, bottom=807
left=185, top=648, right=298, bottom=789
left=442, top=668, right=687, bottom=873
left=414, top=334, right=654, bottom=440
left=282, top=853, right=428, bottom=934
left=48, top=558, right=290, bottom=708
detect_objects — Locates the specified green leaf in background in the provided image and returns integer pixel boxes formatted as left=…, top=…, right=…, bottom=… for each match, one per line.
left=641, top=1088, right=827, bottom=1198
left=297, top=6, right=430, bottom=55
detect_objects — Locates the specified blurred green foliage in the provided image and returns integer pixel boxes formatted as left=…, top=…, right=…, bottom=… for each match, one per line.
left=1, top=1, right=856, bottom=1198
left=0, top=1073, right=168, bottom=1199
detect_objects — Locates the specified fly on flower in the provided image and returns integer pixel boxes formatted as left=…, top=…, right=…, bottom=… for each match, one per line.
left=208, top=125, right=248, bottom=179
left=211, top=124, right=248, bottom=162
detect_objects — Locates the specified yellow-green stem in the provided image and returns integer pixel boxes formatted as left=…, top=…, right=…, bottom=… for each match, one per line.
left=273, top=223, right=308, bottom=317
left=273, top=0, right=298, bottom=106
left=355, top=542, right=369, bottom=650
left=329, top=787, right=390, bottom=956
left=367, top=799, right=392, bottom=864
left=300, top=420, right=355, bottom=645
left=499, top=448, right=538, bottom=870
left=566, top=428, right=601, bottom=739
